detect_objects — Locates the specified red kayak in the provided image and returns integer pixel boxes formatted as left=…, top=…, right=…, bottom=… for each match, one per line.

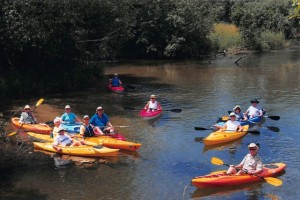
left=192, top=163, right=286, bottom=188
left=140, top=109, right=162, bottom=120
left=107, top=84, right=124, bottom=93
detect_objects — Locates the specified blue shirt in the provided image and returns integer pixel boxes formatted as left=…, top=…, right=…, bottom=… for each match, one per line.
left=89, top=113, right=109, bottom=130
left=61, top=112, right=77, bottom=124
left=111, top=77, right=120, bottom=87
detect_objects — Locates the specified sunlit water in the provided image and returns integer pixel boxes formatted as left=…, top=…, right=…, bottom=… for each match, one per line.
left=1, top=43, right=300, bottom=200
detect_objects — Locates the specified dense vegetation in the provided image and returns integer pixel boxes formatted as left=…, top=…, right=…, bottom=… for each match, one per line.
left=0, top=0, right=298, bottom=97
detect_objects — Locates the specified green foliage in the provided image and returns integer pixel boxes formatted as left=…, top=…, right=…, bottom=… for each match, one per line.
left=230, top=0, right=296, bottom=51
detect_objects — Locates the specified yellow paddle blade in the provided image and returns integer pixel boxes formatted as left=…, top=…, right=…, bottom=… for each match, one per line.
left=6, top=132, right=17, bottom=137
left=36, top=98, right=44, bottom=107
left=264, top=177, right=283, bottom=186
left=211, top=157, right=224, bottom=165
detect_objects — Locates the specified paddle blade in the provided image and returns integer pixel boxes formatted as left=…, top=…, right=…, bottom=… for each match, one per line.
left=264, top=177, right=282, bottom=186
left=194, top=127, right=209, bottom=131
left=6, top=132, right=17, bottom=137
left=211, top=157, right=224, bottom=166
left=267, top=126, right=280, bottom=132
left=36, top=98, right=44, bottom=107
left=170, top=109, right=182, bottom=113
left=266, top=116, right=280, bottom=120
left=248, top=130, right=260, bottom=134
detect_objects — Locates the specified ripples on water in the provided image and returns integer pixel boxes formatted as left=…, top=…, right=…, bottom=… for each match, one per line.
left=1, top=46, right=300, bottom=200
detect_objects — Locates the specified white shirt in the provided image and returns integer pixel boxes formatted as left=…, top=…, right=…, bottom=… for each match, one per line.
left=148, top=101, right=158, bottom=110
left=224, top=120, right=241, bottom=131
left=246, top=105, right=262, bottom=118
left=240, top=153, right=263, bottom=171
left=53, top=134, right=72, bottom=146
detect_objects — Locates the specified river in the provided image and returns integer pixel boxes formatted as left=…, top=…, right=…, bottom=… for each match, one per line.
left=0, top=43, right=300, bottom=200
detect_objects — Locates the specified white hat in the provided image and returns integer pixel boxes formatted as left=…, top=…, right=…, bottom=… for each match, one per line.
left=83, top=115, right=89, bottom=119
left=229, top=112, right=236, bottom=117
left=53, top=117, right=61, bottom=123
left=96, top=106, right=103, bottom=111
left=114, top=73, right=118, bottom=76
left=150, top=94, right=156, bottom=99
left=65, top=105, right=71, bottom=109
left=233, top=105, right=241, bottom=110
left=24, top=105, right=31, bottom=109
left=248, top=143, right=258, bottom=148
left=57, top=127, right=67, bottom=133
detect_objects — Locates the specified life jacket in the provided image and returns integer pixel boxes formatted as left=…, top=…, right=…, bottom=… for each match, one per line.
left=83, top=124, right=95, bottom=137
left=111, top=77, right=120, bottom=87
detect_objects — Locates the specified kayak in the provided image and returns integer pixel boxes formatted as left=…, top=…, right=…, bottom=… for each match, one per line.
left=107, top=84, right=124, bottom=93
left=11, top=117, right=51, bottom=134
left=192, top=163, right=286, bottom=188
left=33, top=142, right=119, bottom=157
left=214, top=115, right=264, bottom=128
left=27, top=132, right=141, bottom=151
left=61, top=123, right=81, bottom=133
left=140, top=109, right=162, bottom=120
left=203, top=125, right=249, bottom=145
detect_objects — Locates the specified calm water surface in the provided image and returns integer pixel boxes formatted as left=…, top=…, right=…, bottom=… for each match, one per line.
left=1, top=44, right=300, bottom=200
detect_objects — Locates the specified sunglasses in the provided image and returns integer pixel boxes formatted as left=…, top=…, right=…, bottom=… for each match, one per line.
left=84, top=118, right=89, bottom=120
left=25, top=108, right=31, bottom=110
left=230, top=116, right=236, bottom=117
left=249, top=148, right=257, bottom=151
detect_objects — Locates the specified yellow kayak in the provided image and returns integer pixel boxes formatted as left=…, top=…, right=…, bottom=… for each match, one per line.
left=11, top=117, right=51, bottom=134
left=27, top=132, right=142, bottom=151
left=203, top=125, right=249, bottom=145
left=33, top=142, right=119, bottom=157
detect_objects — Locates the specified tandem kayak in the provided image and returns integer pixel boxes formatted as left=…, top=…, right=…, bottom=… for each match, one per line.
left=107, top=84, right=124, bottom=93
left=203, top=125, right=249, bottom=145
left=213, top=115, right=264, bottom=130
left=60, top=123, right=81, bottom=133
left=139, top=109, right=163, bottom=120
left=11, top=117, right=52, bottom=134
left=28, top=132, right=141, bottom=151
left=33, top=142, right=119, bottom=157
left=192, top=163, right=286, bottom=188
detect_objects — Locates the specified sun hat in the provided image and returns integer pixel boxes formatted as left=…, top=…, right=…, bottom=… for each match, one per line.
left=233, top=105, right=241, bottom=110
left=248, top=143, right=258, bottom=148
left=250, top=98, right=259, bottom=104
left=96, top=106, right=103, bottom=111
left=229, top=112, right=236, bottom=117
left=53, top=117, right=61, bottom=123
left=24, top=105, right=31, bottom=109
left=150, top=94, right=156, bottom=99
left=114, top=73, right=118, bottom=76
left=83, top=115, right=89, bottom=119
left=65, top=105, right=71, bottom=109
left=57, top=127, right=67, bottom=133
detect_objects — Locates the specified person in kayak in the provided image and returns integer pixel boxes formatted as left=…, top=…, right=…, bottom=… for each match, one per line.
left=244, top=98, right=264, bottom=120
left=50, top=117, right=62, bottom=138
left=111, top=73, right=122, bottom=87
left=19, top=105, right=37, bottom=124
left=53, top=128, right=86, bottom=152
left=144, top=94, right=163, bottom=112
left=226, top=143, right=263, bottom=175
left=61, top=105, right=82, bottom=124
left=80, top=115, right=101, bottom=137
left=89, top=106, right=115, bottom=135
left=221, top=112, right=243, bottom=132
left=232, top=105, right=245, bottom=121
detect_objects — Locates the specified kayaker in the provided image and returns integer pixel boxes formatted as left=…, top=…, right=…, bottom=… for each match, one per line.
left=226, top=143, right=263, bottom=175
left=221, top=112, right=243, bottom=132
left=19, top=105, right=37, bottom=124
left=111, top=73, right=122, bottom=87
left=80, top=115, right=101, bottom=137
left=50, top=117, right=62, bottom=138
left=89, top=106, right=115, bottom=135
left=233, top=105, right=245, bottom=121
left=244, top=98, right=264, bottom=120
left=61, top=105, right=82, bottom=124
left=144, top=94, right=163, bottom=112
left=53, top=127, right=86, bottom=152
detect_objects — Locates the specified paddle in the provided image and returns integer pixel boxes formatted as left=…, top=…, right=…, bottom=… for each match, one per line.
left=124, top=106, right=182, bottom=113
left=10, top=98, right=45, bottom=137
left=227, top=111, right=280, bottom=121
left=211, top=157, right=282, bottom=186
left=194, top=127, right=260, bottom=134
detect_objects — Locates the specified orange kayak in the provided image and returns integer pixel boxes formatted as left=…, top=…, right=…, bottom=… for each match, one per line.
left=203, top=125, right=249, bottom=145
left=192, top=163, right=286, bottom=188
left=27, top=132, right=142, bottom=151
left=11, top=117, right=51, bottom=134
left=33, top=142, right=119, bottom=157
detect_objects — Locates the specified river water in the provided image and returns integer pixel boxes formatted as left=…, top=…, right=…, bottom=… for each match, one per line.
left=0, top=44, right=300, bottom=200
